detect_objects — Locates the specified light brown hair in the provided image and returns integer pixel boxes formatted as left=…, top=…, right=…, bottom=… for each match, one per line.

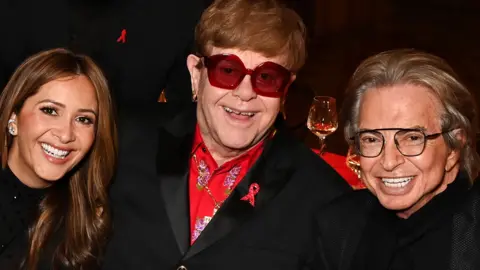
left=0, top=48, right=117, bottom=269
left=342, top=49, right=480, bottom=182
left=195, top=0, right=307, bottom=71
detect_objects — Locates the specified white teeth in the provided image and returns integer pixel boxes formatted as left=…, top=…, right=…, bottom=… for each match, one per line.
left=41, top=143, right=70, bottom=159
left=382, top=177, right=413, bottom=188
left=223, top=106, right=255, bottom=117
left=223, top=106, right=235, bottom=113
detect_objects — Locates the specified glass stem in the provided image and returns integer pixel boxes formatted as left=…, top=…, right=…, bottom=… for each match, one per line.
left=319, top=136, right=326, bottom=154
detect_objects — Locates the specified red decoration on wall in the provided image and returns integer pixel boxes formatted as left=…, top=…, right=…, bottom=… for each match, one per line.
left=117, top=29, right=127, bottom=43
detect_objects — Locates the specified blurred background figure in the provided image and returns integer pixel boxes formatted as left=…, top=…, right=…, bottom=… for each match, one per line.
left=0, top=0, right=206, bottom=108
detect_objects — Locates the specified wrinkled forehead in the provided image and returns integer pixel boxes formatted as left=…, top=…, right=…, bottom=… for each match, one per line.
left=358, top=84, right=445, bottom=131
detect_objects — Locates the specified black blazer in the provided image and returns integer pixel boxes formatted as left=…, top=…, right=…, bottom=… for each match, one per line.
left=0, top=0, right=205, bottom=106
left=103, top=103, right=351, bottom=270
left=316, top=175, right=480, bottom=270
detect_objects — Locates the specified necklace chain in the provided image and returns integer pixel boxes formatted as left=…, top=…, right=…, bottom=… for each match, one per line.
left=192, top=154, right=224, bottom=212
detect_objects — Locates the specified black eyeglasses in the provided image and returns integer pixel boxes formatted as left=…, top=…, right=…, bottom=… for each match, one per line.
left=350, top=128, right=452, bottom=158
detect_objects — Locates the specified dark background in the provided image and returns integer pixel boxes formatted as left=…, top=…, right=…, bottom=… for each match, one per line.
left=281, top=0, right=480, bottom=155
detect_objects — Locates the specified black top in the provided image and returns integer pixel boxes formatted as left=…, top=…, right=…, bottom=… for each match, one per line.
left=351, top=173, right=470, bottom=270
left=0, top=167, right=47, bottom=269
left=316, top=171, right=480, bottom=270
left=392, top=175, right=468, bottom=269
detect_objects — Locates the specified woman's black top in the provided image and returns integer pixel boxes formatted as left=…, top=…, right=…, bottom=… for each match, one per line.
left=0, top=167, right=47, bottom=269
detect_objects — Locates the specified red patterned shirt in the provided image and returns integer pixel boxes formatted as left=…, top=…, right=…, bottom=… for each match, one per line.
left=189, top=124, right=265, bottom=244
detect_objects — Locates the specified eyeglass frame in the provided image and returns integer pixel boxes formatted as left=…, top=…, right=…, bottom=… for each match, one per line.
left=201, top=53, right=294, bottom=98
left=349, top=128, right=453, bottom=158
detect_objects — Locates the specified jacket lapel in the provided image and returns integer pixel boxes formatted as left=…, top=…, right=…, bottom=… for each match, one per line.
left=158, top=105, right=196, bottom=256
left=184, top=124, right=295, bottom=260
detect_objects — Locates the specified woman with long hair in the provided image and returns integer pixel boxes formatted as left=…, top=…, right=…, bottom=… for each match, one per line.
left=0, top=48, right=117, bottom=269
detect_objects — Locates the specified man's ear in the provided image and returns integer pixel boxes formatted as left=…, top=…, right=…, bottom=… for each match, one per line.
left=280, top=75, right=296, bottom=119
left=281, top=74, right=296, bottom=100
left=288, top=74, right=296, bottom=87
left=187, top=54, right=202, bottom=100
left=445, top=128, right=465, bottom=172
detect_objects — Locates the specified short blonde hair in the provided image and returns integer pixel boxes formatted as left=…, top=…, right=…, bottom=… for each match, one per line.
left=195, top=0, right=306, bottom=71
left=342, top=49, right=480, bottom=181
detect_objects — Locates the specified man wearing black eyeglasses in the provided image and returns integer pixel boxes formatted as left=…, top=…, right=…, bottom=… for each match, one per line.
left=316, top=49, right=480, bottom=270
left=351, top=128, right=454, bottom=158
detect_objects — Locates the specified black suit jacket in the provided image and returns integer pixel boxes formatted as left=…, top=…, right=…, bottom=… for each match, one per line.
left=0, top=0, right=205, bottom=106
left=103, top=103, right=351, bottom=270
left=316, top=175, right=480, bottom=270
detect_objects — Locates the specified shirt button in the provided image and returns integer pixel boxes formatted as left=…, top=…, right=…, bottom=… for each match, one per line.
left=177, top=265, right=187, bottom=270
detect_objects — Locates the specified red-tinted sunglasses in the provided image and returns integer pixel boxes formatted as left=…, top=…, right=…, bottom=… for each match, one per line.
left=203, top=54, right=293, bottom=98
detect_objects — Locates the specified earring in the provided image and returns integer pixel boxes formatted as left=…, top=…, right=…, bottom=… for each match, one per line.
left=158, top=89, right=167, bottom=103
left=7, top=119, right=16, bottom=136
left=192, top=89, right=198, bottom=102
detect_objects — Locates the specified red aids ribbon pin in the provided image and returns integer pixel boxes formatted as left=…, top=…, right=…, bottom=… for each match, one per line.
left=117, top=29, right=127, bottom=43
left=241, top=183, right=260, bottom=207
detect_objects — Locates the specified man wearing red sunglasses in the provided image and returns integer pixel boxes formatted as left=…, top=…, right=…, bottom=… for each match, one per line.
left=104, top=0, right=352, bottom=269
